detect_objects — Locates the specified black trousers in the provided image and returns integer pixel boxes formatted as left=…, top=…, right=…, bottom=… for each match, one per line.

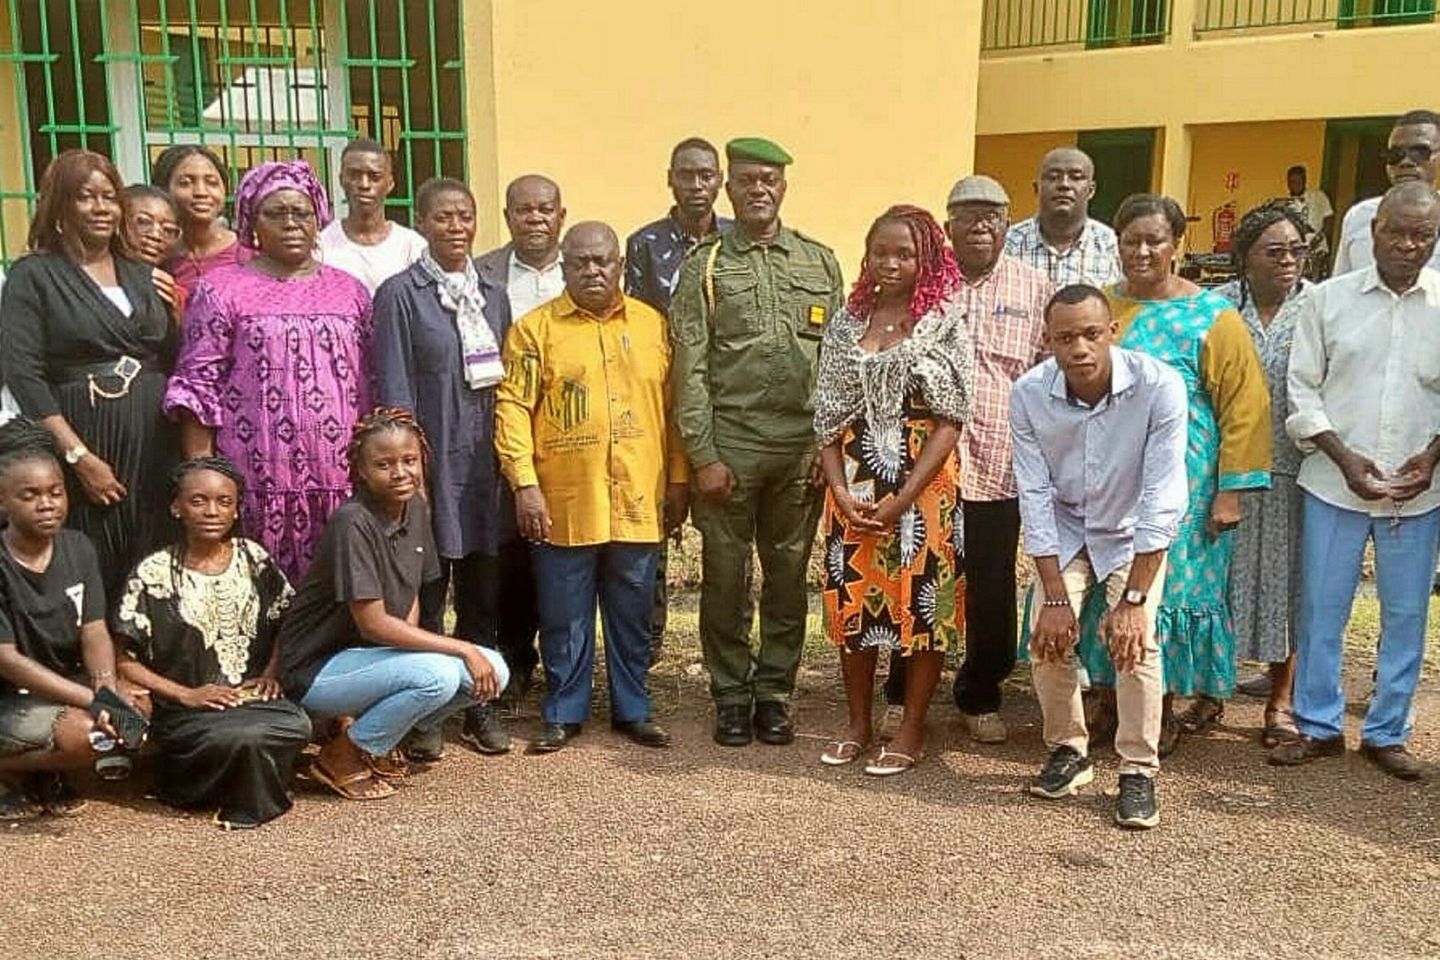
left=419, top=540, right=540, bottom=682
left=884, top=498, right=1020, bottom=712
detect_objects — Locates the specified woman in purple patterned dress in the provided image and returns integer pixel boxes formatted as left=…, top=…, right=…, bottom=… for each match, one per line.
left=164, top=161, right=372, bottom=583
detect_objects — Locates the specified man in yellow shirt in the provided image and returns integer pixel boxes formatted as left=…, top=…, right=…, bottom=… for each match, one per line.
left=496, top=222, right=689, bottom=753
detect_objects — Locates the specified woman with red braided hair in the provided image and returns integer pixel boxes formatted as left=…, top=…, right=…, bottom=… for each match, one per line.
left=812, top=205, right=973, bottom=776
left=274, top=409, right=508, bottom=801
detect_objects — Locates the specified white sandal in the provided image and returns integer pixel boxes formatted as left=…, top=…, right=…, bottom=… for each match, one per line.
left=864, top=749, right=919, bottom=776
left=820, top=740, right=867, bottom=766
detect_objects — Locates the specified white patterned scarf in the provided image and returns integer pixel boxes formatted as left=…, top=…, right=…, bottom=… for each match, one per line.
left=812, top=297, right=974, bottom=453
left=418, top=251, right=503, bottom=390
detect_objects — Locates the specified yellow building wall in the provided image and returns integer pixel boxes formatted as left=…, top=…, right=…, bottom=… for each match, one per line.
left=465, top=0, right=983, bottom=277
left=1186, top=120, right=1327, bottom=252
left=974, top=131, right=1078, bottom=221
left=0, top=1, right=29, bottom=261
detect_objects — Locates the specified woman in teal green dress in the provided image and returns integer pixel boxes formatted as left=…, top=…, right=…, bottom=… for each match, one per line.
left=1075, top=195, right=1272, bottom=756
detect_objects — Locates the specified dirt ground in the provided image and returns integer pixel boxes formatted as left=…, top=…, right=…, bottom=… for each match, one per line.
left=4, top=594, right=1440, bottom=960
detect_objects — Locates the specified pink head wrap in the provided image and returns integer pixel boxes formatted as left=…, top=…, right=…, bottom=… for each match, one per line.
left=233, top=160, right=333, bottom=249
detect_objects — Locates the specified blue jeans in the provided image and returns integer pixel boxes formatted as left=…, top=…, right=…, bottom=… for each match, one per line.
left=300, top=646, right=510, bottom=756
left=532, top=541, right=658, bottom=725
left=1294, top=493, right=1440, bottom=747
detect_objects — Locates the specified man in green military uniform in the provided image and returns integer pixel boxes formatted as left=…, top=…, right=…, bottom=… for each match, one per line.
left=671, top=137, right=844, bottom=747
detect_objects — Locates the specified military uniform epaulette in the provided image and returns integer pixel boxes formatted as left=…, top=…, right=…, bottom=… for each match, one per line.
left=787, top=228, right=835, bottom=254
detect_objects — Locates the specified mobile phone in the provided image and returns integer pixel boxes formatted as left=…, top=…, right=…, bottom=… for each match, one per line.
left=90, top=686, right=149, bottom=750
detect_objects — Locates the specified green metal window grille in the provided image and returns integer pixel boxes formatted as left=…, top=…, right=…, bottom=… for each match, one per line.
left=981, top=0, right=1172, bottom=51
left=0, top=0, right=465, bottom=266
left=1197, top=0, right=1435, bottom=33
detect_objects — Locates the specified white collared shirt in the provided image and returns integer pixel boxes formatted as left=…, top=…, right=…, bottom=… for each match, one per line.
left=1286, top=266, right=1440, bottom=517
left=506, top=251, right=565, bottom=319
left=1332, top=196, right=1440, bottom=276
left=1010, top=347, right=1189, bottom=581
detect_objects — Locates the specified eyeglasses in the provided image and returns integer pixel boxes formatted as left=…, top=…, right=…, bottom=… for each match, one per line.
left=1258, top=243, right=1311, bottom=263
left=131, top=213, right=181, bottom=240
left=258, top=206, right=316, bottom=224
left=1383, top=144, right=1436, bottom=166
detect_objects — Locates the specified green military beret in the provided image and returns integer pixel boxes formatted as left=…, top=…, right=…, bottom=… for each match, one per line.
left=726, top=137, right=793, bottom=166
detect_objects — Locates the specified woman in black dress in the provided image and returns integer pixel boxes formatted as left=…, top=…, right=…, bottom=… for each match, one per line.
left=0, top=150, right=177, bottom=600
left=113, top=457, right=311, bottom=829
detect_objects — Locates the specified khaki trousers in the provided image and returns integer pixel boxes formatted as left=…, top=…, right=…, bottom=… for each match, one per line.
left=1029, top=553, right=1166, bottom=777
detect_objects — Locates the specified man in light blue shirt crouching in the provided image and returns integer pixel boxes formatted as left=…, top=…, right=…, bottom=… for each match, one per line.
left=1010, top=284, right=1188, bottom=829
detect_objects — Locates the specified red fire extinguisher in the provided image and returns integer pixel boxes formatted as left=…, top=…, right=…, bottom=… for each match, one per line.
left=1213, top=202, right=1236, bottom=253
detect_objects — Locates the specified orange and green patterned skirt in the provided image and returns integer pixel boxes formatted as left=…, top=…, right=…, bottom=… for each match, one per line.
left=821, top=400, right=962, bottom=655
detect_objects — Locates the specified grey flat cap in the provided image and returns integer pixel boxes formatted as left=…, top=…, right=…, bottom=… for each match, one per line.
left=946, top=174, right=1010, bottom=207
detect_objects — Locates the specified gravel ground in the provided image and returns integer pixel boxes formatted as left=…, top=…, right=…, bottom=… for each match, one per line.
left=5, top=651, right=1438, bottom=960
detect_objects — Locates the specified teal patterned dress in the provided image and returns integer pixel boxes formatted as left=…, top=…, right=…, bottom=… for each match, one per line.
left=1022, top=288, right=1272, bottom=699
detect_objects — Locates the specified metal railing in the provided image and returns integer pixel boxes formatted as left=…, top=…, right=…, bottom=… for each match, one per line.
left=981, top=0, right=1434, bottom=51
left=0, top=0, right=466, bottom=266
left=982, top=0, right=1172, bottom=51
left=1197, top=0, right=1435, bottom=32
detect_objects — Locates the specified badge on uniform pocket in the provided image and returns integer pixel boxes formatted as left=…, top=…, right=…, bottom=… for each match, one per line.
left=808, top=305, right=826, bottom=328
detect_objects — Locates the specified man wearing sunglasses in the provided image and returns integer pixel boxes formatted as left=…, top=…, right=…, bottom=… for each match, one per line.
left=1333, top=109, right=1440, bottom=276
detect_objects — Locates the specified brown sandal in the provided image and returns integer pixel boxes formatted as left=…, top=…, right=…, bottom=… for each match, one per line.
left=1177, top=696, right=1225, bottom=734
left=366, top=749, right=411, bottom=780
left=1261, top=706, right=1300, bottom=747
left=309, top=759, right=396, bottom=801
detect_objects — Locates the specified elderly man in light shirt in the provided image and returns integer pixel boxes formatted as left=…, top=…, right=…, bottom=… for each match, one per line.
left=1272, top=182, right=1440, bottom=782
left=1011, top=284, right=1188, bottom=830
left=476, top=174, right=567, bottom=319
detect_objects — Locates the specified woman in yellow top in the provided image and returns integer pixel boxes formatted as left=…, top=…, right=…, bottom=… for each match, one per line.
left=1078, top=194, right=1271, bottom=756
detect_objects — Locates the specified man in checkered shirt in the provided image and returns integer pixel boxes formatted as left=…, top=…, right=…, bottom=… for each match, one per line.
left=1005, top=147, right=1121, bottom=289
left=883, top=175, right=1052, bottom=746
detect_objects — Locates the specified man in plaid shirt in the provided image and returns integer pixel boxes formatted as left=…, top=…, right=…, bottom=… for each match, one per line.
left=883, top=175, right=1052, bottom=745
left=1005, top=147, right=1121, bottom=289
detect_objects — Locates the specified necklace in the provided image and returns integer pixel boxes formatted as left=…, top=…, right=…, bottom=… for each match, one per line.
left=2, top=530, right=53, bottom=574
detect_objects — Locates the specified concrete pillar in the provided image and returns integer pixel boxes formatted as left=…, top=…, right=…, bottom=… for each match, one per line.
left=462, top=0, right=504, bottom=249
left=1159, top=121, right=1193, bottom=208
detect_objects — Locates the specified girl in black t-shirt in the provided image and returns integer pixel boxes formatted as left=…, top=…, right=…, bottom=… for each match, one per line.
left=276, top=409, right=508, bottom=801
left=0, top=419, right=147, bottom=820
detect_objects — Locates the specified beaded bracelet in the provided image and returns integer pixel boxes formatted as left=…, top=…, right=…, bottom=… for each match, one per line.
left=1041, top=598, right=1071, bottom=608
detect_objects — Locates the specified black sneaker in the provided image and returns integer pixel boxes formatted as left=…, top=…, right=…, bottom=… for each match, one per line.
left=459, top=702, right=512, bottom=755
left=1114, top=773, right=1159, bottom=830
left=1029, top=745, right=1095, bottom=799
left=402, top=725, right=446, bottom=763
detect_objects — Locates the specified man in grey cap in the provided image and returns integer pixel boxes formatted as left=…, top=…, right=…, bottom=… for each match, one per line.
left=882, top=174, right=1053, bottom=745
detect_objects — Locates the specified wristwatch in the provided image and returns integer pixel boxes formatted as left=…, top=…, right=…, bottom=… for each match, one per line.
left=64, top=443, right=89, bottom=465
left=1121, top=588, right=1146, bottom=607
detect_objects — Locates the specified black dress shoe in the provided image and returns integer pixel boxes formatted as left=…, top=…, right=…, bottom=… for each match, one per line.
left=713, top=703, right=752, bottom=747
left=753, top=700, right=795, bottom=746
left=612, top=719, right=672, bottom=748
left=459, top=702, right=512, bottom=755
left=1361, top=741, right=1426, bottom=781
left=529, top=722, right=582, bottom=754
